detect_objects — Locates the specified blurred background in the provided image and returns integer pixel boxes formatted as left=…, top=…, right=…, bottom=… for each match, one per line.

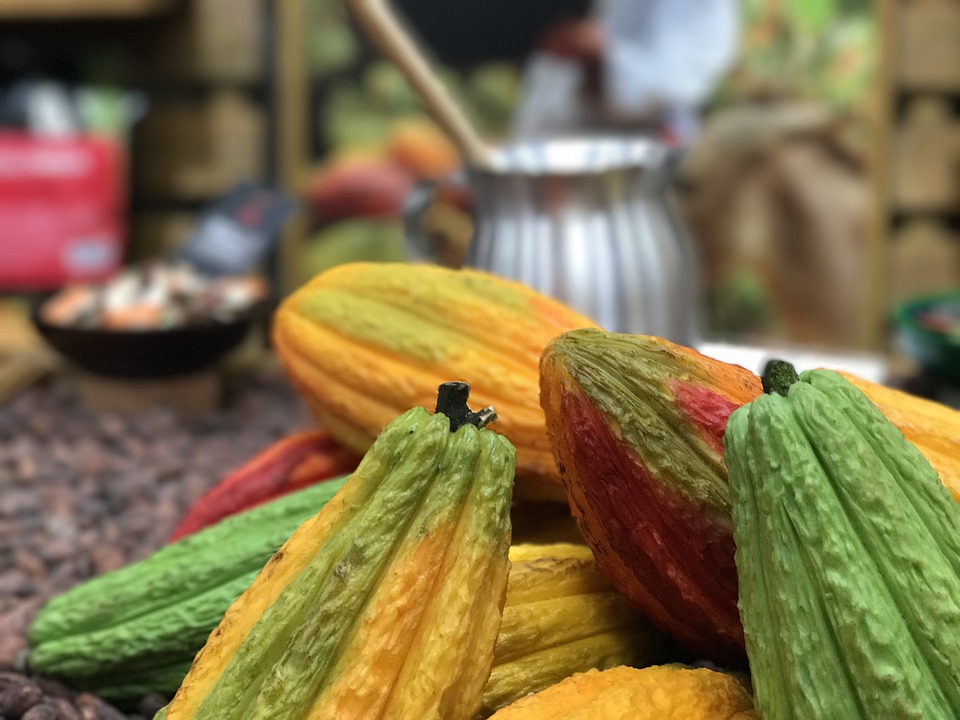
left=0, top=1, right=959, bottom=706
left=0, top=0, right=957, bottom=401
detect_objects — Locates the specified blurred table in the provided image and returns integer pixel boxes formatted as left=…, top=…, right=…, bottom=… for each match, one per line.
left=700, top=340, right=960, bottom=409
left=698, top=341, right=889, bottom=384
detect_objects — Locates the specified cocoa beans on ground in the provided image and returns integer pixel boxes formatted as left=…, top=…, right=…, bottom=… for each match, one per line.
left=0, top=367, right=314, bottom=718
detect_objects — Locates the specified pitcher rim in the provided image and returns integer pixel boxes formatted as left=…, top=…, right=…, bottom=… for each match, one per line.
left=467, top=134, right=677, bottom=177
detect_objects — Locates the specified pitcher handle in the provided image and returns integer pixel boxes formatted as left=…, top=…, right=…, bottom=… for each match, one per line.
left=402, top=179, right=439, bottom=262
left=660, top=145, right=691, bottom=193
left=661, top=144, right=704, bottom=344
left=402, top=171, right=469, bottom=263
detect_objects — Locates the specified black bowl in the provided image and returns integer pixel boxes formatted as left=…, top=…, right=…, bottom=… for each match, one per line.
left=895, top=291, right=960, bottom=385
left=32, top=306, right=260, bottom=379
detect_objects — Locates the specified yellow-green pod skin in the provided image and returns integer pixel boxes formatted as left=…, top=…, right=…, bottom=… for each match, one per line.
left=27, top=476, right=350, bottom=699
left=160, top=404, right=515, bottom=720
left=725, top=369, right=960, bottom=720
left=273, top=262, right=598, bottom=502
left=479, top=544, right=668, bottom=717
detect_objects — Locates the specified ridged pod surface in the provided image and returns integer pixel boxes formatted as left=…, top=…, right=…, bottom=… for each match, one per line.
left=487, top=666, right=757, bottom=720
left=31, top=510, right=624, bottom=704
left=842, top=371, right=960, bottom=501
left=273, top=262, right=597, bottom=501
left=160, top=399, right=515, bottom=720
left=726, top=369, right=960, bottom=719
left=540, top=329, right=960, bottom=663
left=27, top=477, right=349, bottom=698
left=170, top=430, right=359, bottom=541
left=539, top=329, right=760, bottom=664
left=481, top=544, right=668, bottom=716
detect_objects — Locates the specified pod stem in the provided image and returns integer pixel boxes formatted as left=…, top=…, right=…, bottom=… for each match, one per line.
left=435, top=382, right=497, bottom=432
left=762, top=359, right=799, bottom=397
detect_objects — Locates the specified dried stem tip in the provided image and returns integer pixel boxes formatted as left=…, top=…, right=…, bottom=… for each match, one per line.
left=762, top=359, right=800, bottom=397
left=435, top=382, right=498, bottom=432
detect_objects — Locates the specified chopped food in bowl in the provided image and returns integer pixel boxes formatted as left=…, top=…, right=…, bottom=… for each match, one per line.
left=40, top=262, right=267, bottom=331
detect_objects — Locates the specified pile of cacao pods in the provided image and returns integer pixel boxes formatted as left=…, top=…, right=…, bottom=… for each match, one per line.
left=26, top=263, right=960, bottom=719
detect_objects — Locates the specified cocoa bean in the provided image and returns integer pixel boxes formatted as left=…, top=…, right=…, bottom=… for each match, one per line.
left=46, top=698, right=81, bottom=720
left=30, top=681, right=67, bottom=703
left=0, top=680, right=43, bottom=716
left=96, top=416, right=125, bottom=443
left=0, top=366, right=313, bottom=706
left=88, top=547, right=124, bottom=576
left=15, top=457, right=38, bottom=482
left=12, top=552, right=45, bottom=584
left=0, top=573, right=36, bottom=599
left=22, top=703, right=58, bottom=720
left=0, top=631, right=27, bottom=670
left=1, top=492, right=38, bottom=516
left=73, top=694, right=125, bottom=720
left=40, top=537, right=77, bottom=563
left=26, top=416, right=52, bottom=439
left=2, top=597, right=43, bottom=627
left=0, top=672, right=26, bottom=691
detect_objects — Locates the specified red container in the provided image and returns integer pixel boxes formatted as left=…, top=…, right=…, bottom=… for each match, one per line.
left=0, top=133, right=125, bottom=290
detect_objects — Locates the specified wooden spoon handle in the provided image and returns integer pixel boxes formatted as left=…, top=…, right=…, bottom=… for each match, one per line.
left=348, top=0, right=495, bottom=169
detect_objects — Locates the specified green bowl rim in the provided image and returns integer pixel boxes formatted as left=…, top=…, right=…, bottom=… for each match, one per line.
left=894, top=290, right=960, bottom=347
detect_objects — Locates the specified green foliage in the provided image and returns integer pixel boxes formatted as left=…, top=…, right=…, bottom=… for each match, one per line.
left=307, top=0, right=520, bottom=155
left=305, top=0, right=358, bottom=75
left=304, top=221, right=408, bottom=278
left=707, top=270, right=777, bottom=340
left=725, top=0, right=876, bottom=110
left=467, top=64, right=522, bottom=139
left=784, top=0, right=836, bottom=29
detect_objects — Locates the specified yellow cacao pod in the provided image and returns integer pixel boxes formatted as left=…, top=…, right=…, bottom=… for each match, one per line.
left=488, top=666, right=758, bottom=720
left=273, top=262, right=597, bottom=501
left=480, top=544, right=669, bottom=717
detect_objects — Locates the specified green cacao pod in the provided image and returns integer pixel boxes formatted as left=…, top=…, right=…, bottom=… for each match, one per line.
left=27, top=476, right=349, bottom=698
left=725, top=365, right=960, bottom=719
left=161, top=382, right=515, bottom=720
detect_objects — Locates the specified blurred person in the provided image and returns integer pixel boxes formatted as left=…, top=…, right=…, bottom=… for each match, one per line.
left=514, top=0, right=740, bottom=144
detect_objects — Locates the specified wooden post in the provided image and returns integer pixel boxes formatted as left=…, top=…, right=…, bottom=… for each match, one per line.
left=862, top=0, right=895, bottom=351
left=274, top=0, right=310, bottom=296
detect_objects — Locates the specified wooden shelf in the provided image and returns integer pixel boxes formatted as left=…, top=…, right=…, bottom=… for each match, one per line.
left=0, top=0, right=176, bottom=20
left=867, top=0, right=960, bottom=349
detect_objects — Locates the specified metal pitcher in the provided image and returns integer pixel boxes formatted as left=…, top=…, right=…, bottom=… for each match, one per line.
left=405, top=136, right=701, bottom=344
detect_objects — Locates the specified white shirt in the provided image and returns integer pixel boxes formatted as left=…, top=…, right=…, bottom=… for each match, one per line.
left=515, top=0, right=740, bottom=140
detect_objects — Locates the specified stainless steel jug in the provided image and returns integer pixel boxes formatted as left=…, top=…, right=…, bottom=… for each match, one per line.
left=405, top=136, right=701, bottom=344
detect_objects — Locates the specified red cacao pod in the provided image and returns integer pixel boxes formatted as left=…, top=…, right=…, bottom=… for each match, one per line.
left=540, top=329, right=761, bottom=664
left=540, top=328, right=960, bottom=666
left=170, top=429, right=359, bottom=541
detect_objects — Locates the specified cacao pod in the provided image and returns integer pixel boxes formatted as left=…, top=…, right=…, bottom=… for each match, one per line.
left=28, top=477, right=350, bottom=698
left=161, top=382, right=515, bottom=720
left=481, top=544, right=669, bottom=716
left=487, top=666, right=757, bottom=719
left=274, top=262, right=597, bottom=502
left=540, top=328, right=960, bottom=664
left=841, top=371, right=960, bottom=501
left=306, top=159, right=413, bottom=223
left=387, top=119, right=460, bottom=179
left=727, top=365, right=960, bottom=719
left=170, top=429, right=359, bottom=541
left=540, top=329, right=758, bottom=664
